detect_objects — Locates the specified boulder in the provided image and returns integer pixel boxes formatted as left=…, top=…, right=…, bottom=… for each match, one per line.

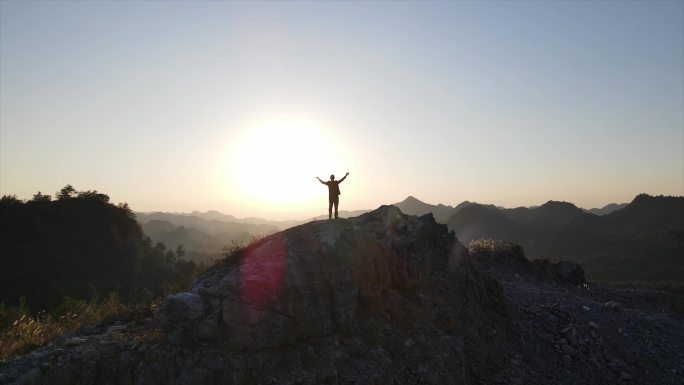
left=158, top=292, right=204, bottom=344
left=186, top=205, right=467, bottom=349
left=553, top=261, right=585, bottom=285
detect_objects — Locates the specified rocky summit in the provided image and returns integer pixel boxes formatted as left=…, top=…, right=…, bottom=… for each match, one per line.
left=1, top=206, right=683, bottom=385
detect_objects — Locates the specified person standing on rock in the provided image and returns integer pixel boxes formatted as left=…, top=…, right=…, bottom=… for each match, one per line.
left=316, top=172, right=349, bottom=219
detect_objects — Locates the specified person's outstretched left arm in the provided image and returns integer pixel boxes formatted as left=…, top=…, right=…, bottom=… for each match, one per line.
left=315, top=177, right=327, bottom=185
left=338, top=172, right=350, bottom=183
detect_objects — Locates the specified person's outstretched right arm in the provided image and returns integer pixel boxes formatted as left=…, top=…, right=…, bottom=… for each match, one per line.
left=338, top=172, right=350, bottom=183
left=315, top=177, right=327, bottom=185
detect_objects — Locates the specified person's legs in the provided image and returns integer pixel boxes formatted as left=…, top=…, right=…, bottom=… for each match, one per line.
left=333, top=196, right=339, bottom=218
left=328, top=196, right=334, bottom=219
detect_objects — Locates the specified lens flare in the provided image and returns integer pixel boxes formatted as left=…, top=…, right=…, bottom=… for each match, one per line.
left=239, top=234, right=287, bottom=311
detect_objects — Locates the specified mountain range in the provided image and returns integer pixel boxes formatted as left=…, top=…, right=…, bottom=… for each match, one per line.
left=444, top=194, right=684, bottom=285
left=392, top=196, right=625, bottom=223
left=584, top=202, right=628, bottom=215
left=135, top=210, right=371, bottom=260
left=393, top=194, right=683, bottom=288
left=136, top=194, right=682, bottom=287
left=135, top=212, right=281, bottom=260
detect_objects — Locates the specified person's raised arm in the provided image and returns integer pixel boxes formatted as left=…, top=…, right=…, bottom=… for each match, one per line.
left=338, top=172, right=350, bottom=183
left=315, top=177, right=327, bottom=185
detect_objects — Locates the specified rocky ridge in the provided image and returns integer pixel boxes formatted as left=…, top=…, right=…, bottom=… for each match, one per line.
left=1, top=206, right=682, bottom=385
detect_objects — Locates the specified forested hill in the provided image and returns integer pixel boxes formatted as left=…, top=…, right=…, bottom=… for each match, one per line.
left=0, top=188, right=197, bottom=312
left=446, top=194, right=684, bottom=287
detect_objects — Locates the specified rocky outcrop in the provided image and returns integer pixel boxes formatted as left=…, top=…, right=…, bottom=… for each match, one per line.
left=470, top=244, right=585, bottom=285
left=2, top=205, right=683, bottom=385
left=159, top=205, right=498, bottom=353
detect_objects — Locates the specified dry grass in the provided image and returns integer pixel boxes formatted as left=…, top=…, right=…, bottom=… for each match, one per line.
left=467, top=238, right=519, bottom=254
left=0, top=292, right=128, bottom=361
left=214, top=234, right=269, bottom=270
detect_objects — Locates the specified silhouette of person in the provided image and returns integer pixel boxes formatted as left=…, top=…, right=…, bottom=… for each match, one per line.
left=316, top=172, right=349, bottom=219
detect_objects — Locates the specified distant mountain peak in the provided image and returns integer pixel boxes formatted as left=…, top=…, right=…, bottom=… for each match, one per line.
left=401, top=195, right=423, bottom=203
left=632, top=193, right=653, bottom=202
left=622, top=194, right=684, bottom=217
left=540, top=200, right=580, bottom=210
left=628, top=193, right=683, bottom=205
left=624, top=194, right=684, bottom=210
left=584, top=203, right=628, bottom=216
left=536, top=201, right=586, bottom=218
left=393, top=196, right=456, bottom=223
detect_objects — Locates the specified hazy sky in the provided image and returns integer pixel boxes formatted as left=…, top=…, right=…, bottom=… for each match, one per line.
left=1, top=1, right=683, bottom=220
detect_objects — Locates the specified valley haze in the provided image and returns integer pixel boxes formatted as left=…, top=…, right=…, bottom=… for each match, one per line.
left=135, top=193, right=684, bottom=288
left=137, top=196, right=631, bottom=228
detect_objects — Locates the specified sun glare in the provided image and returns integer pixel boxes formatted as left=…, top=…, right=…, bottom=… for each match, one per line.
left=226, top=117, right=347, bottom=213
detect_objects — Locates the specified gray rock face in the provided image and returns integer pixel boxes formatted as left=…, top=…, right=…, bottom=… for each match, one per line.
left=553, top=261, right=585, bottom=285
left=471, top=243, right=586, bottom=286
left=158, top=292, right=205, bottom=345
left=161, top=205, right=469, bottom=349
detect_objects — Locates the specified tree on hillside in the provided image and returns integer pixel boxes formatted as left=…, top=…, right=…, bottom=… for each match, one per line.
left=1, top=195, right=22, bottom=204
left=56, top=184, right=76, bottom=200
left=117, top=202, right=136, bottom=220
left=76, top=190, right=110, bottom=203
left=31, top=192, right=51, bottom=202
left=176, top=244, right=186, bottom=260
left=0, top=189, right=200, bottom=311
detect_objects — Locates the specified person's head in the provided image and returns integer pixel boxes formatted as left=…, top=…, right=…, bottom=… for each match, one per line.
left=330, top=174, right=335, bottom=181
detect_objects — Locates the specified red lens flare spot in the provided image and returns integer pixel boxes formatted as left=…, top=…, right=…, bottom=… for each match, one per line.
left=239, top=234, right=287, bottom=310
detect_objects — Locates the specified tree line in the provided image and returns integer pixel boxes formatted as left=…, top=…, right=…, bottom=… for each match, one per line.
left=0, top=185, right=200, bottom=312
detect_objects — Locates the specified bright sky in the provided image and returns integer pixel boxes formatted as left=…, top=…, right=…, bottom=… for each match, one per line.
left=1, top=1, right=683, bottom=220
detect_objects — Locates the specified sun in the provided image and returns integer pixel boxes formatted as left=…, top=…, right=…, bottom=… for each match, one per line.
left=226, top=117, right=347, bottom=212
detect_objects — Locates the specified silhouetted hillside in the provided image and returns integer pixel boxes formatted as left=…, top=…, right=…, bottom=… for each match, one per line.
left=394, top=196, right=456, bottom=223
left=0, top=188, right=198, bottom=311
left=532, top=201, right=593, bottom=225
left=140, top=219, right=177, bottom=235
left=584, top=203, right=627, bottom=216
left=395, top=196, right=502, bottom=223
left=135, top=213, right=280, bottom=263
left=502, top=201, right=594, bottom=226
left=600, top=194, right=684, bottom=231
left=186, top=210, right=300, bottom=228
left=188, top=210, right=239, bottom=222
left=446, top=194, right=684, bottom=287
left=447, top=204, right=523, bottom=243
left=135, top=212, right=279, bottom=236
left=139, top=210, right=306, bottom=230
left=140, top=220, right=248, bottom=252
